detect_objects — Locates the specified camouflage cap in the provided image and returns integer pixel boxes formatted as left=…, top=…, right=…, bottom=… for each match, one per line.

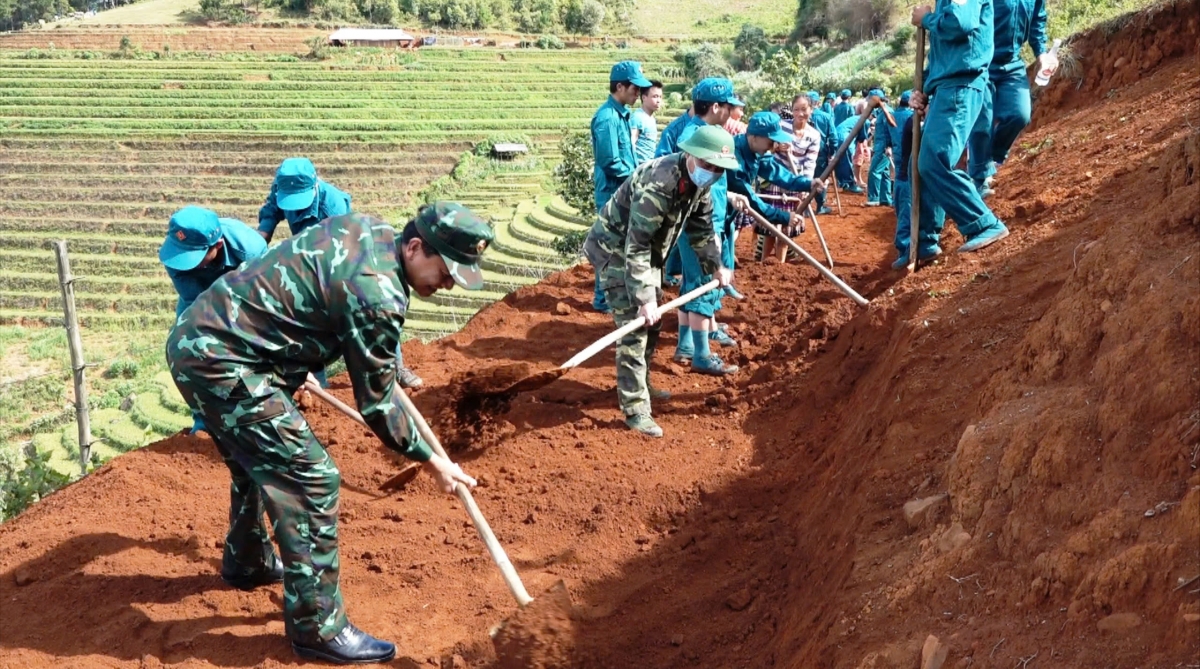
left=677, top=125, right=740, bottom=170
left=414, top=201, right=495, bottom=290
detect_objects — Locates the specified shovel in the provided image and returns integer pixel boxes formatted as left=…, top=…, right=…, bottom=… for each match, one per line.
left=471, top=278, right=723, bottom=399
left=303, top=380, right=575, bottom=666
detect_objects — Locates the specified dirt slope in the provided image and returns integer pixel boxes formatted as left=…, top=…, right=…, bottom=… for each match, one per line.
left=1, top=5, right=1197, bottom=668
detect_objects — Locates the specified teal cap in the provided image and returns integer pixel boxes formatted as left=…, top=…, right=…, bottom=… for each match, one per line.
left=414, top=201, right=495, bottom=290
left=806, top=90, right=820, bottom=103
left=825, top=92, right=836, bottom=100
left=160, top=206, right=226, bottom=271
left=900, top=90, right=912, bottom=104
left=841, top=88, right=852, bottom=98
left=610, top=60, right=652, bottom=88
left=678, top=124, right=740, bottom=170
left=692, top=77, right=744, bottom=106
left=274, top=157, right=318, bottom=211
left=746, top=112, right=793, bottom=144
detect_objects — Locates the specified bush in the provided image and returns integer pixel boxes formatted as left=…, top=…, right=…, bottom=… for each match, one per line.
left=676, top=42, right=733, bottom=83
left=732, top=24, right=771, bottom=71
left=551, top=229, right=587, bottom=259
left=104, top=359, right=140, bottom=379
left=552, top=130, right=595, bottom=218
left=888, top=24, right=915, bottom=55
left=304, top=35, right=331, bottom=60
left=562, top=0, right=604, bottom=35
left=198, top=0, right=251, bottom=23
left=535, top=33, right=565, bottom=49
left=0, top=447, right=72, bottom=523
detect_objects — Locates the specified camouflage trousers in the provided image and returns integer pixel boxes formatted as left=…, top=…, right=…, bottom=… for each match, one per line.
left=168, top=362, right=347, bottom=645
left=600, top=261, right=662, bottom=417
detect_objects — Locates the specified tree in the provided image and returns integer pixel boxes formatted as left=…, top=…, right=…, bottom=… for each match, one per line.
left=512, top=0, right=557, bottom=33
left=553, top=130, right=595, bottom=219
left=743, top=46, right=811, bottom=110
left=732, top=23, right=770, bottom=71
left=563, top=0, right=603, bottom=35
left=677, top=42, right=733, bottom=83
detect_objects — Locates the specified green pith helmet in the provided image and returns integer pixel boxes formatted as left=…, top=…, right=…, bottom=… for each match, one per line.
left=678, top=125, right=741, bottom=170
left=413, top=202, right=494, bottom=290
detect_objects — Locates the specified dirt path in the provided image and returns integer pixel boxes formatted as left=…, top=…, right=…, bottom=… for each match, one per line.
left=1, top=5, right=1197, bottom=668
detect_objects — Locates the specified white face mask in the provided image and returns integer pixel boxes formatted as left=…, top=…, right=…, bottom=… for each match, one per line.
left=688, top=163, right=720, bottom=188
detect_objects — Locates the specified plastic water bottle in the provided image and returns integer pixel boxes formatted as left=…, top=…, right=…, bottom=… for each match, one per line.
left=1035, top=39, right=1063, bottom=87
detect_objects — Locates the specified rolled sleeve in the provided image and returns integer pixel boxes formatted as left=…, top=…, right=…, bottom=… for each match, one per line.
left=257, top=185, right=284, bottom=241
left=923, top=0, right=980, bottom=42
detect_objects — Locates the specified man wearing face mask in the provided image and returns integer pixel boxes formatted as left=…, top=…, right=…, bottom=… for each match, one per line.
left=166, top=202, right=487, bottom=665
left=583, top=125, right=739, bottom=438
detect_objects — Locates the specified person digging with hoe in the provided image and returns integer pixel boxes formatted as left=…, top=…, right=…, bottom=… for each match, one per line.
left=166, top=202, right=491, bottom=665
left=583, top=124, right=738, bottom=438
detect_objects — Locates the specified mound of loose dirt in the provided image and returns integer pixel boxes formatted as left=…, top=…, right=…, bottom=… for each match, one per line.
left=0, top=6, right=1197, bottom=668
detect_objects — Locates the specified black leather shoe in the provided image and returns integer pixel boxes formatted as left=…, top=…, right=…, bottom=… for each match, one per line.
left=221, top=557, right=284, bottom=591
left=293, top=623, right=396, bottom=665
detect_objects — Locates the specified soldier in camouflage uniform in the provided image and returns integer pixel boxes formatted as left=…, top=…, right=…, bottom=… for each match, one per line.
left=582, top=125, right=740, bottom=438
left=166, top=202, right=488, bottom=665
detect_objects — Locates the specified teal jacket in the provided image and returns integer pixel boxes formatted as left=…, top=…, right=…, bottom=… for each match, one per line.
left=727, top=134, right=813, bottom=227
left=832, top=100, right=854, bottom=126
left=810, top=108, right=838, bottom=158
left=885, top=107, right=915, bottom=152
left=921, top=0, right=994, bottom=93
left=258, top=179, right=352, bottom=241
left=167, top=218, right=267, bottom=317
left=655, top=111, right=702, bottom=158
left=992, top=0, right=1048, bottom=74
left=590, top=95, right=636, bottom=213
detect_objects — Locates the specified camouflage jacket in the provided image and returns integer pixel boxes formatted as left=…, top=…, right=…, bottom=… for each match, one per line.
left=166, top=213, right=430, bottom=462
left=583, top=152, right=721, bottom=307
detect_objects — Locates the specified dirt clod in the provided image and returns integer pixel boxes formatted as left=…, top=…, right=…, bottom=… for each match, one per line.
left=491, top=581, right=575, bottom=669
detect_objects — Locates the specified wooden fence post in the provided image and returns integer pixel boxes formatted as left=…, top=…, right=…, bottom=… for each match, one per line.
left=53, top=241, right=92, bottom=476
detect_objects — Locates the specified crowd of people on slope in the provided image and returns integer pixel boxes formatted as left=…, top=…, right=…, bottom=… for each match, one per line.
left=584, top=0, right=1056, bottom=436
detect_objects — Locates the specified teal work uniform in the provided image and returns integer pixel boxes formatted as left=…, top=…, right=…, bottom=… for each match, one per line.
left=582, top=153, right=720, bottom=416
left=810, top=108, right=838, bottom=210
left=165, top=218, right=267, bottom=318
left=166, top=205, right=492, bottom=647
left=655, top=110, right=701, bottom=158
left=867, top=103, right=895, bottom=206
left=591, top=95, right=637, bottom=213
left=833, top=115, right=868, bottom=188
left=258, top=179, right=352, bottom=241
left=833, top=99, right=854, bottom=126
left=894, top=115, right=947, bottom=262
left=917, top=0, right=1007, bottom=250
left=968, top=0, right=1049, bottom=182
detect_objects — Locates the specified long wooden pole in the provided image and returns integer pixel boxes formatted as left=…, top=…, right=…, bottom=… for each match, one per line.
left=745, top=208, right=869, bottom=306
left=53, top=241, right=91, bottom=476
left=304, top=381, right=534, bottom=607
left=908, top=29, right=927, bottom=273
left=789, top=96, right=887, bottom=216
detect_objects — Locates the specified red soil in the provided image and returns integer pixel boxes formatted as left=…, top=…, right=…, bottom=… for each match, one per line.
left=1, top=6, right=1198, bottom=668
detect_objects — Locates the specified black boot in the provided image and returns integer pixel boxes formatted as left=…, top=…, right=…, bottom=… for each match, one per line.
left=292, top=622, right=397, bottom=665
left=221, top=554, right=284, bottom=591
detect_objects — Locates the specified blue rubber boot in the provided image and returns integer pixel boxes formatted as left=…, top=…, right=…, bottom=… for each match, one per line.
left=709, top=328, right=737, bottom=347
left=673, top=322, right=693, bottom=363
left=691, top=329, right=739, bottom=375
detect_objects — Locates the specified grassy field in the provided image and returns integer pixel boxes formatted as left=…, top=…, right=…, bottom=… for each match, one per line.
left=77, top=0, right=200, bottom=25
left=630, top=0, right=795, bottom=39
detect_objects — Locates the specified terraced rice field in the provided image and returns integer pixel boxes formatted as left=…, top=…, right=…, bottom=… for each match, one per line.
left=0, top=47, right=681, bottom=337
left=0, top=40, right=681, bottom=473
